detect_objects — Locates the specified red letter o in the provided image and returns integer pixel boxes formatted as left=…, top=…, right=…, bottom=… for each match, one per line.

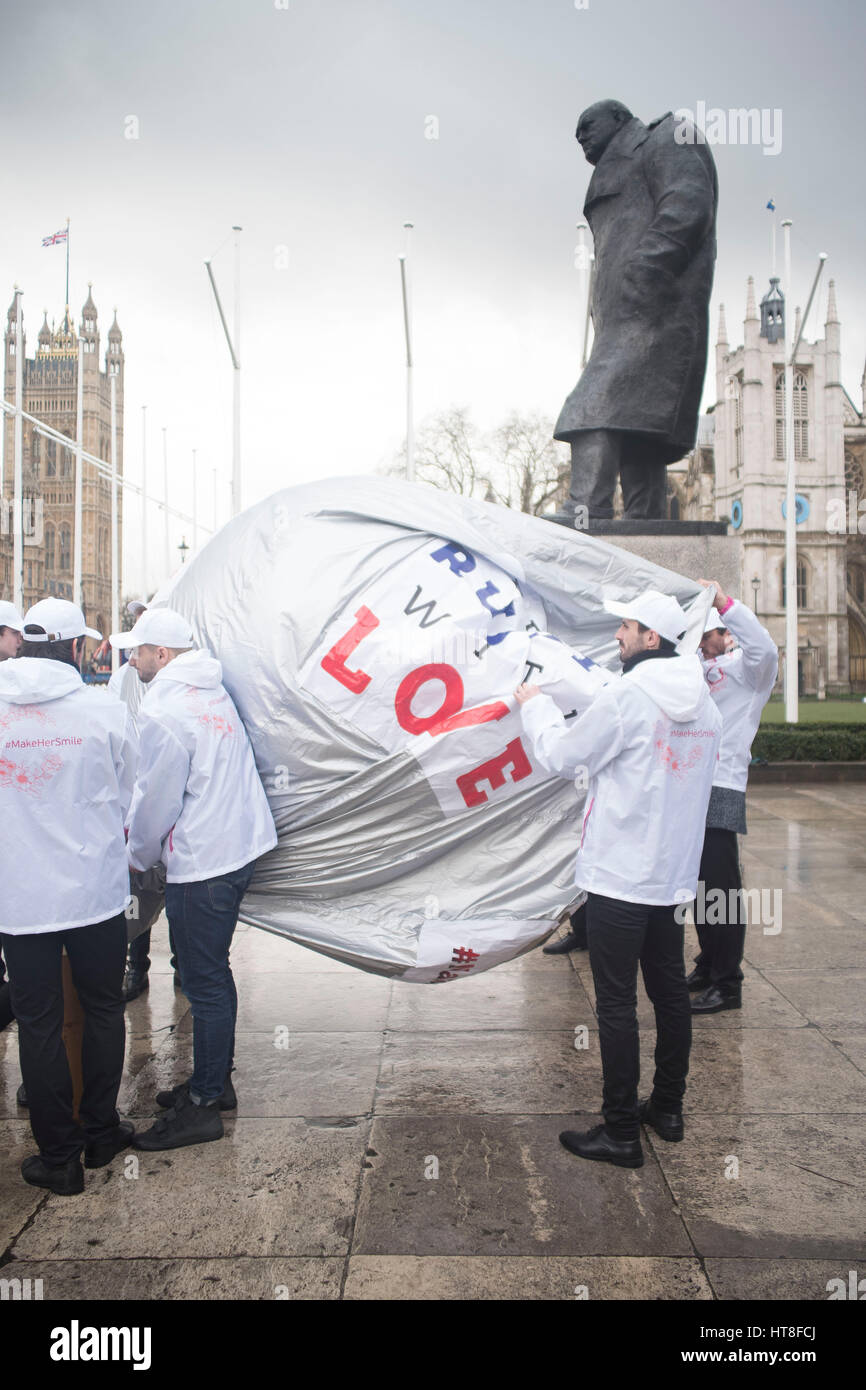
left=395, top=664, right=464, bottom=735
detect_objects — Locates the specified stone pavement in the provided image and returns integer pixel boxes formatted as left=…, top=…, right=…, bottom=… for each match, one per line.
left=1, top=782, right=864, bottom=1302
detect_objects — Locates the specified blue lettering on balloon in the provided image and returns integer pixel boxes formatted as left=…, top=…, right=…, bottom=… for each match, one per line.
left=430, top=543, right=476, bottom=575
left=475, top=580, right=516, bottom=621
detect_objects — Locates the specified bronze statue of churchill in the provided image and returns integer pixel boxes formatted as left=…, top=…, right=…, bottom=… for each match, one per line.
left=555, top=99, right=718, bottom=521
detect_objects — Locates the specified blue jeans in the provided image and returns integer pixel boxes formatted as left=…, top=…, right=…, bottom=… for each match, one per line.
left=165, top=862, right=255, bottom=1104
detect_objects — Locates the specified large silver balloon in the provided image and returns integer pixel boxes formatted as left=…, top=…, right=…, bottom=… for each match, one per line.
left=155, top=477, right=709, bottom=981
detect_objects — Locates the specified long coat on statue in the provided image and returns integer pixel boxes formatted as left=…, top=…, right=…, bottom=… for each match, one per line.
left=555, top=113, right=718, bottom=465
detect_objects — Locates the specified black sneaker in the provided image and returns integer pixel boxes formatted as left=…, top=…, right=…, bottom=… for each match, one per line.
left=156, top=1073, right=236, bottom=1111
left=132, top=1090, right=223, bottom=1151
left=84, top=1120, right=136, bottom=1169
left=122, top=967, right=150, bottom=1003
left=21, top=1153, right=84, bottom=1195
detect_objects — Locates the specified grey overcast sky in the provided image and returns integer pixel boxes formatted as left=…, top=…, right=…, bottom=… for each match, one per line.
left=2, top=0, right=863, bottom=592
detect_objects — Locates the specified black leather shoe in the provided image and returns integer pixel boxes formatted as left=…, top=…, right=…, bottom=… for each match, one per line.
left=21, top=1153, right=84, bottom=1195
left=639, top=1097, right=684, bottom=1142
left=133, top=1090, right=223, bottom=1150
left=686, top=966, right=711, bottom=991
left=691, top=985, right=741, bottom=1014
left=156, top=1073, right=236, bottom=1111
left=16, top=1082, right=28, bottom=1108
left=122, top=967, right=149, bottom=1003
left=543, top=931, right=588, bottom=955
left=559, top=1123, right=643, bottom=1168
left=84, top=1121, right=136, bottom=1169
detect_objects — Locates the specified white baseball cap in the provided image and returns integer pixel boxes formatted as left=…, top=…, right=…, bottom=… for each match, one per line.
left=23, top=598, right=101, bottom=643
left=110, top=606, right=195, bottom=651
left=703, top=612, right=728, bottom=633
left=0, top=600, right=24, bottom=633
left=603, top=589, right=689, bottom=644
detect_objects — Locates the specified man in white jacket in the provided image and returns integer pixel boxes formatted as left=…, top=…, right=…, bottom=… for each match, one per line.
left=0, top=599, right=24, bottom=661
left=111, top=607, right=278, bottom=1150
left=108, top=599, right=177, bottom=1004
left=516, top=589, right=722, bottom=1167
left=0, top=598, right=138, bottom=1194
left=0, top=601, right=24, bottom=1035
left=689, top=580, right=778, bottom=1015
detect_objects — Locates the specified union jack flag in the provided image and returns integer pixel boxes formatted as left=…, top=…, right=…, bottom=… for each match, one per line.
left=42, top=229, right=68, bottom=246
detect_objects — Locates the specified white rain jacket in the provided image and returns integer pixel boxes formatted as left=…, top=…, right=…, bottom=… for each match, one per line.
left=701, top=600, right=778, bottom=793
left=0, top=659, right=138, bottom=933
left=126, top=648, right=277, bottom=883
left=520, top=653, right=722, bottom=905
left=108, top=660, right=146, bottom=728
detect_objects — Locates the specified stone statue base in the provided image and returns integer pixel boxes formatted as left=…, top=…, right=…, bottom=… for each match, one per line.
left=546, top=517, right=728, bottom=537
left=560, top=520, right=742, bottom=600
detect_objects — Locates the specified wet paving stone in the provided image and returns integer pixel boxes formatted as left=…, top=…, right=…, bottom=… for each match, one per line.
left=352, top=1114, right=692, bottom=1257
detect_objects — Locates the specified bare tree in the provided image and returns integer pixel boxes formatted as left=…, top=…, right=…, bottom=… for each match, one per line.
left=384, top=407, right=569, bottom=516
left=486, top=412, right=570, bottom=516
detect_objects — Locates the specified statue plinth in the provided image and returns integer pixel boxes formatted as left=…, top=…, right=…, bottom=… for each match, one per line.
left=545, top=515, right=742, bottom=598
left=547, top=517, right=728, bottom=537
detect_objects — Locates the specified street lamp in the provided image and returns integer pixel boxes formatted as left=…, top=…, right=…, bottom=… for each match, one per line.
left=178, top=536, right=189, bottom=565
left=751, top=575, right=760, bottom=611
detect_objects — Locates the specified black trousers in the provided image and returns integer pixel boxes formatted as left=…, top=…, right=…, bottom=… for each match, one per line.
left=0, top=949, right=14, bottom=1031
left=128, top=923, right=178, bottom=974
left=693, top=828, right=745, bottom=991
left=1, top=914, right=127, bottom=1165
left=568, top=902, right=588, bottom=945
left=586, top=892, right=692, bottom=1140
left=567, top=431, right=669, bottom=520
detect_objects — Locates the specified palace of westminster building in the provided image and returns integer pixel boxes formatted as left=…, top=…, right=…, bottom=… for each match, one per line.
left=1, top=287, right=124, bottom=640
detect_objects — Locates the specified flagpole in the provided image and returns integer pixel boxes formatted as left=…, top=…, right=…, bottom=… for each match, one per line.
left=141, top=405, right=148, bottom=598
left=162, top=427, right=170, bottom=581
left=73, top=336, right=84, bottom=607
left=12, top=289, right=24, bottom=612
left=65, top=218, right=70, bottom=312
left=192, top=449, right=198, bottom=552
left=232, top=226, right=241, bottom=516
left=110, top=374, right=119, bottom=672
left=399, top=221, right=414, bottom=483
left=782, top=219, right=797, bottom=723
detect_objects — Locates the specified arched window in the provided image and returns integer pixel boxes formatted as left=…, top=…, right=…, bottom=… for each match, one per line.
left=45, top=438, right=56, bottom=477
left=775, top=371, right=809, bottom=460
left=845, top=450, right=865, bottom=500
left=59, top=527, right=71, bottom=572
left=728, top=377, right=743, bottom=473
left=781, top=558, right=808, bottom=609
left=45, top=525, right=55, bottom=571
